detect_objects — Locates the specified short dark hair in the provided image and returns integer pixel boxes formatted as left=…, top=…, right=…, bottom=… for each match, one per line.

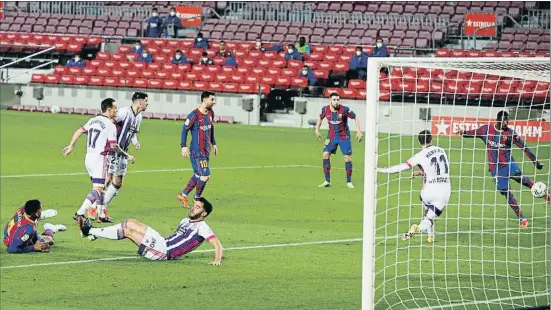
left=220, top=40, right=226, bottom=44
left=152, top=8, right=158, bottom=12
left=202, top=51, right=208, bottom=57
left=201, top=91, right=215, bottom=102
left=197, top=32, right=203, bottom=38
left=170, top=7, right=176, bottom=11
left=329, top=92, right=340, bottom=98
left=197, top=197, right=213, bottom=216
left=132, top=92, right=148, bottom=102
left=497, top=110, right=509, bottom=121
left=101, top=98, right=116, bottom=112
left=418, top=130, right=432, bottom=145
left=288, top=44, right=295, bottom=48
left=24, top=199, right=41, bottom=216
left=175, top=49, right=182, bottom=54
left=356, top=46, right=362, bottom=50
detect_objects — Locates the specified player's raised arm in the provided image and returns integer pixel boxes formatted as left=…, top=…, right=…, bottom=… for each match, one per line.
left=207, top=236, right=223, bottom=265
left=62, top=126, right=87, bottom=156
left=512, top=131, right=543, bottom=169
left=459, top=124, right=487, bottom=138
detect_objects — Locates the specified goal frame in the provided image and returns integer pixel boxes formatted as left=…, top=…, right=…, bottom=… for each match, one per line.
left=361, top=57, right=551, bottom=310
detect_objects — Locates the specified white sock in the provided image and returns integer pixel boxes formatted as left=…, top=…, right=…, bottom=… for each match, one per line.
left=90, top=224, right=124, bottom=240
left=97, top=205, right=106, bottom=218
left=104, top=184, right=120, bottom=205
left=419, top=218, right=433, bottom=236
left=77, top=198, right=94, bottom=216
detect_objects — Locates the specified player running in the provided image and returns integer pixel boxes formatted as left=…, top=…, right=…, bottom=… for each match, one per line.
left=62, top=98, right=135, bottom=227
left=315, top=92, right=363, bottom=188
left=103, top=92, right=149, bottom=222
left=79, top=197, right=223, bottom=265
left=177, top=91, right=218, bottom=208
left=3, top=199, right=66, bottom=253
left=458, top=111, right=548, bottom=227
left=378, top=130, right=451, bottom=243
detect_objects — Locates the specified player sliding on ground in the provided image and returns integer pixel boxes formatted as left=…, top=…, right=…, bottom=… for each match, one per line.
left=378, top=130, right=451, bottom=243
left=177, top=91, right=218, bottom=208
left=3, top=199, right=66, bottom=253
left=62, top=98, right=135, bottom=227
left=103, top=92, right=149, bottom=222
left=315, top=92, right=363, bottom=188
left=458, top=111, right=549, bottom=227
left=79, top=197, right=223, bottom=265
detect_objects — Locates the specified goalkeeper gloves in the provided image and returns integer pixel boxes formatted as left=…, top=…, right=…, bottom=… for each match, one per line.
left=535, top=161, right=544, bottom=170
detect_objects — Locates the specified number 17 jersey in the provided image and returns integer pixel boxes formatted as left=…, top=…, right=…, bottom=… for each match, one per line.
left=81, top=115, right=118, bottom=156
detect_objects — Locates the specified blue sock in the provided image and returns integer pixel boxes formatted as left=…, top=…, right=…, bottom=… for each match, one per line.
left=183, top=175, right=199, bottom=196
left=195, top=179, right=208, bottom=199
left=520, top=176, right=534, bottom=189
left=501, top=191, right=523, bottom=219
left=323, top=159, right=331, bottom=182
left=345, top=161, right=352, bottom=183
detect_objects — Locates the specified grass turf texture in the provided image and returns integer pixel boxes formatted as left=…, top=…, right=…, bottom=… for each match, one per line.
left=1, top=111, right=549, bottom=310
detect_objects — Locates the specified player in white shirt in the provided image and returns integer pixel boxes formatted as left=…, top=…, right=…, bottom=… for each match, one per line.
left=61, top=98, right=135, bottom=228
left=79, top=197, right=223, bottom=265
left=102, top=92, right=149, bottom=222
left=378, top=130, right=451, bottom=243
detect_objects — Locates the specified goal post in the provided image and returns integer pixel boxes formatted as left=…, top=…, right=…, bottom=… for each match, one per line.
left=362, top=57, right=551, bottom=310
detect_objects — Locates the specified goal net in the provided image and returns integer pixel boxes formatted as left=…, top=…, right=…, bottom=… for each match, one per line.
left=362, top=57, right=551, bottom=310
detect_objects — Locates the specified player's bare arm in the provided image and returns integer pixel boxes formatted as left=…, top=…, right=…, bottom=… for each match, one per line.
left=354, top=115, right=363, bottom=142
left=410, top=170, right=423, bottom=179
left=131, top=134, right=141, bottom=150
left=208, top=237, right=223, bottom=266
left=212, top=145, right=219, bottom=156
left=62, top=127, right=86, bottom=156
left=378, top=163, right=412, bottom=174
left=315, top=117, right=323, bottom=140
left=34, top=239, right=51, bottom=252
left=111, top=142, right=135, bottom=164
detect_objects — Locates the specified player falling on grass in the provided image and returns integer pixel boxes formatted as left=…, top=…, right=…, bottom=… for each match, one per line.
left=458, top=111, right=549, bottom=227
left=79, top=197, right=223, bottom=265
left=378, top=130, right=451, bottom=243
left=62, top=98, right=135, bottom=227
left=3, top=199, right=66, bottom=253
left=102, top=92, right=149, bottom=222
left=315, top=92, right=363, bottom=188
left=177, top=91, right=218, bottom=208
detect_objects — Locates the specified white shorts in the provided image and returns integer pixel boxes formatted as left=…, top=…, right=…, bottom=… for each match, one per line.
left=85, top=154, right=109, bottom=187
left=107, top=154, right=128, bottom=177
left=137, top=226, right=168, bottom=261
left=420, top=184, right=451, bottom=219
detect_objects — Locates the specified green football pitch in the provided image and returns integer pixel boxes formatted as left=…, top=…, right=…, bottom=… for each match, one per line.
left=1, top=110, right=549, bottom=310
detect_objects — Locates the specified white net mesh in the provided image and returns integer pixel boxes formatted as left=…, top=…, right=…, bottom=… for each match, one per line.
left=364, top=58, right=551, bottom=310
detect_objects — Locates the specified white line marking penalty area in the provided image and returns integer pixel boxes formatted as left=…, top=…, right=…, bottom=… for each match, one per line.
left=1, top=238, right=362, bottom=269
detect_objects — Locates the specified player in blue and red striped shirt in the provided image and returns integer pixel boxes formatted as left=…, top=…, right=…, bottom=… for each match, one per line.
left=177, top=91, right=218, bottom=208
left=459, top=111, right=549, bottom=227
left=3, top=200, right=66, bottom=254
left=315, top=92, right=363, bottom=188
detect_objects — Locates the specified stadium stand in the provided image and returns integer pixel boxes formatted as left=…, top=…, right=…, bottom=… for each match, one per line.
left=1, top=1, right=550, bottom=114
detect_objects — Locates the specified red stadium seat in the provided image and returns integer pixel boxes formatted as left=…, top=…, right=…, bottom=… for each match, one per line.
left=282, top=68, right=297, bottom=77
left=44, top=74, right=60, bottom=84
left=209, top=82, right=224, bottom=92
left=171, top=72, right=184, bottom=80
left=274, top=77, right=291, bottom=88
left=31, top=74, right=45, bottom=83
left=133, top=78, right=148, bottom=88
left=118, top=62, right=132, bottom=70
left=179, top=81, right=193, bottom=90
left=162, top=80, right=178, bottom=90
left=176, top=64, right=191, bottom=73
left=162, top=63, right=176, bottom=72
left=231, top=74, right=245, bottom=84
left=341, top=88, right=358, bottom=99
left=111, top=69, right=125, bottom=78
left=238, top=83, right=256, bottom=94
left=118, top=45, right=132, bottom=54
left=272, top=59, right=287, bottom=68
left=358, top=90, right=367, bottom=100
left=325, top=88, right=342, bottom=97
left=291, top=77, right=308, bottom=87
left=89, top=76, right=104, bottom=86
left=185, top=72, right=199, bottom=81
left=206, top=66, right=220, bottom=74
left=141, top=70, right=155, bottom=79
left=215, top=74, right=231, bottom=83
left=104, top=61, right=118, bottom=70
left=221, top=66, right=235, bottom=74
left=147, top=79, right=163, bottom=89
left=261, top=76, right=276, bottom=87
left=213, top=57, right=225, bottom=66
left=118, top=78, right=132, bottom=88
left=236, top=67, right=250, bottom=75
left=54, top=66, right=67, bottom=75
left=348, top=79, right=366, bottom=89
left=103, top=77, right=118, bottom=87
left=222, top=83, right=239, bottom=93
left=193, top=81, right=208, bottom=91
left=96, top=52, right=111, bottom=60
left=200, top=73, right=214, bottom=82
left=156, top=71, right=170, bottom=79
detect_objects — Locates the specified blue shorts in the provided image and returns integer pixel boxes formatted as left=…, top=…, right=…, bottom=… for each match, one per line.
left=323, top=138, right=352, bottom=155
left=490, top=162, right=521, bottom=191
left=190, top=153, right=210, bottom=176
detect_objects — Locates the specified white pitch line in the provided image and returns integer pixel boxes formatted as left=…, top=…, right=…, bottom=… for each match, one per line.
left=1, top=238, right=362, bottom=270
left=410, top=292, right=550, bottom=310
left=375, top=226, right=550, bottom=241
left=0, top=164, right=314, bottom=179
